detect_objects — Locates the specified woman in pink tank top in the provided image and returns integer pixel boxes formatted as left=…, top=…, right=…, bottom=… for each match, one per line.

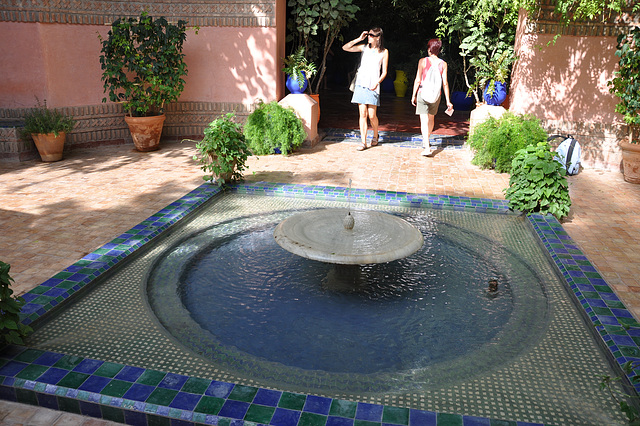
left=411, top=38, right=453, bottom=156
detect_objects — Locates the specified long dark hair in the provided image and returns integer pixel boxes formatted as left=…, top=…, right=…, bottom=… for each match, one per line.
left=368, top=27, right=384, bottom=52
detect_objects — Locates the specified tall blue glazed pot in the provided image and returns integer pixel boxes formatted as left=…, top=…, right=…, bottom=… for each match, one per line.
left=286, top=72, right=308, bottom=94
left=483, top=81, right=507, bottom=106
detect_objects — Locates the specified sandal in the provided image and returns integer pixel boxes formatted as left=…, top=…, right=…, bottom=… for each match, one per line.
left=357, top=143, right=368, bottom=151
left=371, top=136, right=379, bottom=146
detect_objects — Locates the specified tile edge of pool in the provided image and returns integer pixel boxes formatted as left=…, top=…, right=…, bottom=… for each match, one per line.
left=2, top=181, right=637, bottom=426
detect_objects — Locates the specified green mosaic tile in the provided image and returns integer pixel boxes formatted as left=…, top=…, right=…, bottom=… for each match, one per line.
left=100, top=379, right=133, bottom=397
left=594, top=285, right=614, bottom=293
left=619, top=317, right=640, bottom=327
left=593, top=307, right=613, bottom=316
left=101, top=405, right=125, bottom=423
left=53, top=355, right=84, bottom=370
left=29, top=286, right=49, bottom=295
left=382, top=406, right=410, bottom=425
left=195, top=395, right=225, bottom=415
left=620, top=346, right=640, bottom=357
left=354, top=420, right=380, bottom=426
left=33, top=382, right=47, bottom=392
left=228, top=384, right=259, bottom=402
left=181, top=376, right=211, bottom=394
left=330, top=399, right=358, bottom=418
left=582, top=291, right=600, bottom=298
left=244, top=404, right=276, bottom=423
left=168, top=407, right=183, bottom=419
left=94, top=362, right=125, bottom=378
left=52, top=271, right=74, bottom=279
left=436, top=412, right=463, bottom=426
left=606, top=300, right=626, bottom=309
left=15, top=364, right=48, bottom=380
left=57, top=371, right=90, bottom=388
left=147, top=414, right=171, bottom=426
left=15, top=388, right=37, bottom=405
left=136, top=369, right=167, bottom=386
left=278, top=391, right=307, bottom=410
left=218, top=418, right=232, bottom=426
left=58, top=396, right=81, bottom=414
left=146, top=387, right=178, bottom=405
left=14, top=349, right=45, bottom=363
left=299, top=411, right=327, bottom=426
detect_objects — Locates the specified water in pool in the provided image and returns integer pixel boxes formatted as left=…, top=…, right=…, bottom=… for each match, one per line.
left=26, top=194, right=624, bottom=424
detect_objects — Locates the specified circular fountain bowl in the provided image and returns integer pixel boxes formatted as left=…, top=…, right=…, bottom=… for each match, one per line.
left=273, top=208, right=424, bottom=264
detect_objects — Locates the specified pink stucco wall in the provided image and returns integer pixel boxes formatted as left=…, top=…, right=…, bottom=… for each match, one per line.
left=509, top=10, right=627, bottom=170
left=0, top=22, right=281, bottom=110
left=510, top=26, right=619, bottom=123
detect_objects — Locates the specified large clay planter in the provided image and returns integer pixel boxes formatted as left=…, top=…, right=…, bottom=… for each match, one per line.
left=31, top=132, right=66, bottom=162
left=124, top=114, right=166, bottom=152
left=620, top=140, right=640, bottom=184
left=309, top=93, right=320, bottom=122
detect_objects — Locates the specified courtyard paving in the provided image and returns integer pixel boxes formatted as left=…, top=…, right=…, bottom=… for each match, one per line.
left=0, top=134, right=639, bottom=423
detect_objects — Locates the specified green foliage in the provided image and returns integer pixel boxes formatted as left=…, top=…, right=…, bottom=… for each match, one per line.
left=469, top=112, right=547, bottom=173
left=0, top=261, right=33, bottom=346
left=437, top=0, right=518, bottom=103
left=191, top=113, right=250, bottom=186
left=99, top=12, right=191, bottom=117
left=244, top=101, right=306, bottom=156
left=504, top=142, right=571, bottom=220
left=282, top=47, right=318, bottom=90
left=609, top=26, right=640, bottom=143
left=287, top=0, right=359, bottom=93
left=21, top=99, right=75, bottom=139
left=601, top=360, right=640, bottom=425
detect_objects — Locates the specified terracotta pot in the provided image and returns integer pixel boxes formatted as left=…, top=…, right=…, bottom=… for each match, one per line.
left=620, top=140, right=640, bottom=184
left=31, top=132, right=66, bottom=162
left=309, top=93, right=320, bottom=122
left=208, top=153, right=236, bottom=183
left=124, top=114, right=166, bottom=152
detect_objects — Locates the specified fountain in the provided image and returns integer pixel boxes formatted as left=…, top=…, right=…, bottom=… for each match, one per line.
left=274, top=179, right=423, bottom=265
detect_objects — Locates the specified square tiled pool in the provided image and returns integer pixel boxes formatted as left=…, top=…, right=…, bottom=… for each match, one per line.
left=1, top=182, right=639, bottom=425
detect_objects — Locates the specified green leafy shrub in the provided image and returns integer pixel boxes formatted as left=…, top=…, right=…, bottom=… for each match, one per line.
left=469, top=112, right=547, bottom=173
left=0, top=261, right=33, bottom=345
left=504, top=142, right=571, bottom=220
left=99, top=12, right=190, bottom=117
left=608, top=26, right=640, bottom=143
left=21, top=99, right=75, bottom=139
left=244, top=101, right=306, bottom=155
left=190, top=113, right=251, bottom=186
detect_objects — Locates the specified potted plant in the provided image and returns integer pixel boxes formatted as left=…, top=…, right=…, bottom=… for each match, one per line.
left=21, top=99, right=76, bottom=162
left=190, top=113, right=251, bottom=186
left=244, top=100, right=307, bottom=155
left=0, top=261, right=33, bottom=345
left=99, top=12, right=190, bottom=152
left=282, top=47, right=317, bottom=94
left=609, top=26, right=640, bottom=184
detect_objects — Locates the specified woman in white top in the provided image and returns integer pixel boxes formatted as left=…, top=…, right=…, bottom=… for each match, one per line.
left=343, top=28, right=389, bottom=151
left=411, top=38, right=453, bottom=156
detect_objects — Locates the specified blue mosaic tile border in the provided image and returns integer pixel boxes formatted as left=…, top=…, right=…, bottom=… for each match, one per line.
left=321, top=128, right=465, bottom=149
left=2, top=181, right=637, bottom=425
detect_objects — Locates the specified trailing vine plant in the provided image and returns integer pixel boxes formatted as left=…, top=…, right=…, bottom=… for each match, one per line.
left=468, top=112, right=548, bottom=173
left=243, top=101, right=306, bottom=156
left=601, top=360, right=640, bottom=425
left=0, top=261, right=33, bottom=345
left=504, top=142, right=572, bottom=220
left=608, top=26, right=640, bottom=144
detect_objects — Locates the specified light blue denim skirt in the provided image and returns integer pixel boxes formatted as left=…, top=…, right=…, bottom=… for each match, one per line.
left=351, top=85, right=380, bottom=106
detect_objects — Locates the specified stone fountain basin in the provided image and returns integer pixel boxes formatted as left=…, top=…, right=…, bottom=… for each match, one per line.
left=274, top=208, right=424, bottom=264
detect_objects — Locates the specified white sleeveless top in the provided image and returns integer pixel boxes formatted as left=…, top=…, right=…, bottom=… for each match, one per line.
left=355, top=46, right=385, bottom=94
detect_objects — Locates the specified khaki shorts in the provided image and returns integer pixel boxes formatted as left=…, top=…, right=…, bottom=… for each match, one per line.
left=416, top=89, right=440, bottom=115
